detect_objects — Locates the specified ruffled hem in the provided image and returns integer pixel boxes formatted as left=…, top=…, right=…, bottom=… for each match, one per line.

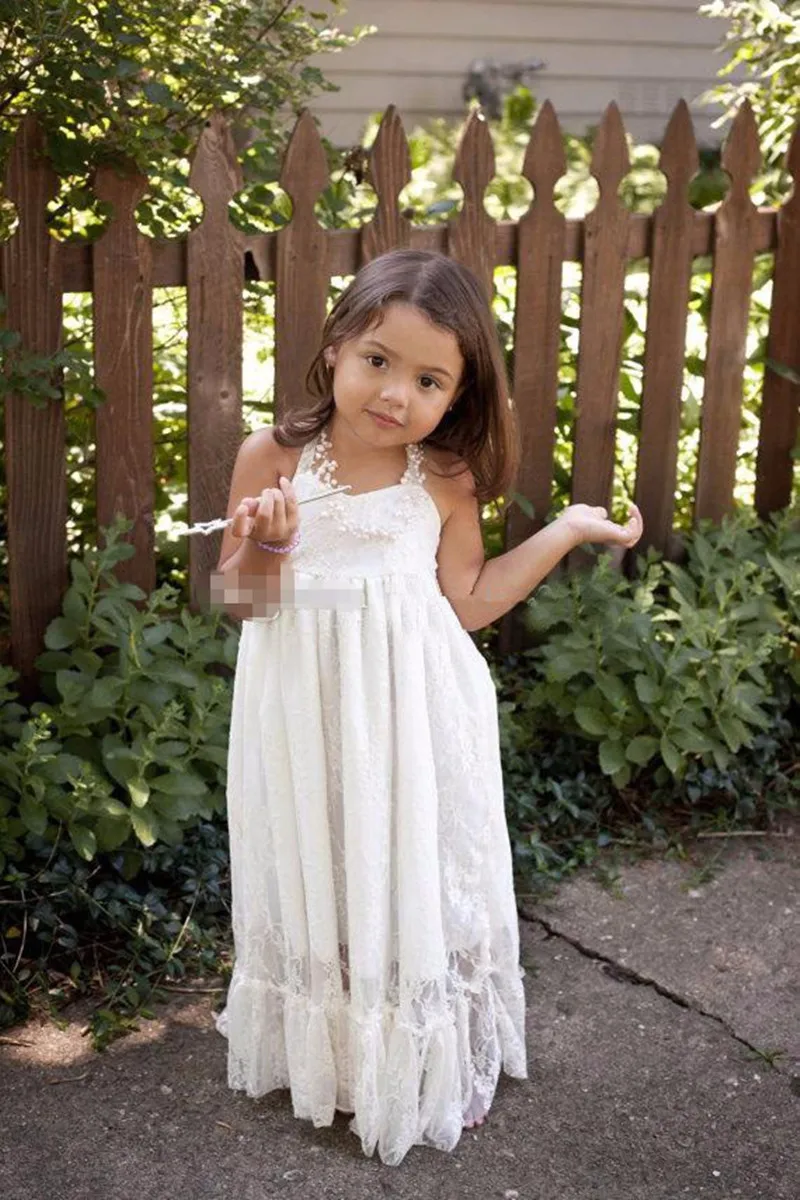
left=214, top=965, right=527, bottom=1167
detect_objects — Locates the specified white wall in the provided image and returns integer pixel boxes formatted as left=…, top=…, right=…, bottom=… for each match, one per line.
left=310, top=0, right=730, bottom=146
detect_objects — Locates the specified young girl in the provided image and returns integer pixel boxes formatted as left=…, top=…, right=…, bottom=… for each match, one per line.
left=212, top=249, right=643, bottom=1167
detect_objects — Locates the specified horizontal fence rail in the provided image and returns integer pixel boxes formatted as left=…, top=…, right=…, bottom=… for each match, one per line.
left=1, top=101, right=798, bottom=693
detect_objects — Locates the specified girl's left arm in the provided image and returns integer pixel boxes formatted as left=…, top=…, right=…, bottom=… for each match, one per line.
left=436, top=482, right=642, bottom=633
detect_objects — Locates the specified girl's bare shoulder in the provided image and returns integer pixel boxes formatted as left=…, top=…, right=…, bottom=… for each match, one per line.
left=242, top=425, right=306, bottom=480
left=422, top=445, right=477, bottom=523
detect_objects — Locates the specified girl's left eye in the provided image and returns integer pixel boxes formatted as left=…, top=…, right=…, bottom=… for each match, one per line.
left=419, top=376, right=440, bottom=391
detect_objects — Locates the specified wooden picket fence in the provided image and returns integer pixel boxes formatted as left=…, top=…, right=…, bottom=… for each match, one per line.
left=1, top=100, right=799, bottom=694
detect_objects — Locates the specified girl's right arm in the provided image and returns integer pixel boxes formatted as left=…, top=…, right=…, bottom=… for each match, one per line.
left=211, top=428, right=298, bottom=621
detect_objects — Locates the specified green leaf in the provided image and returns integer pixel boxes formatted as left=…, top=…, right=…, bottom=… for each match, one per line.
left=45, top=618, right=80, bottom=650
left=507, top=490, right=536, bottom=521
left=143, top=81, right=174, bottom=107
left=102, top=742, right=139, bottom=786
left=63, top=586, right=87, bottom=625
left=34, top=650, right=74, bottom=672
left=101, top=797, right=129, bottom=817
left=38, top=753, right=84, bottom=784
left=634, top=674, right=661, bottom=705
left=130, top=807, right=159, bottom=847
left=717, top=713, right=747, bottom=753
left=90, top=677, right=125, bottom=709
left=197, top=745, right=228, bottom=769
left=671, top=725, right=715, bottom=754
left=117, top=583, right=147, bottom=600
left=127, top=778, right=150, bottom=808
left=114, top=57, right=141, bottom=78
left=659, top=734, right=682, bottom=774
left=598, top=739, right=627, bottom=775
left=149, top=662, right=198, bottom=688
left=625, top=735, right=660, bottom=765
left=149, top=770, right=208, bottom=796
left=68, top=824, right=97, bottom=861
left=95, top=813, right=131, bottom=851
left=55, top=669, right=91, bottom=704
left=19, top=795, right=48, bottom=836
left=153, top=740, right=190, bottom=761
left=142, top=624, right=173, bottom=647
left=575, top=704, right=610, bottom=736
left=766, top=358, right=800, bottom=385
left=595, top=673, right=630, bottom=707
left=71, top=649, right=103, bottom=676
left=70, top=559, right=94, bottom=591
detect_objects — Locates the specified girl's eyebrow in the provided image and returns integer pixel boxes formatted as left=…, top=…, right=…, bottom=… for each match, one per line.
left=362, top=338, right=455, bottom=382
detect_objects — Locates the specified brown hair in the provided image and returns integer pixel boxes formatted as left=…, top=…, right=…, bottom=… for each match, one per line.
left=273, top=249, right=521, bottom=503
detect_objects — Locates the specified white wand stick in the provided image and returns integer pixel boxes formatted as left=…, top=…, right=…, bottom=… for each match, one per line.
left=178, top=484, right=352, bottom=538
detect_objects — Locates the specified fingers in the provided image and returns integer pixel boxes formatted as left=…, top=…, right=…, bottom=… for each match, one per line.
left=230, top=477, right=299, bottom=545
left=230, top=495, right=259, bottom=539
left=620, top=503, right=643, bottom=545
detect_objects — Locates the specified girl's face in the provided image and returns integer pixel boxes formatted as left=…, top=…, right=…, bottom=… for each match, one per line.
left=325, top=303, right=464, bottom=448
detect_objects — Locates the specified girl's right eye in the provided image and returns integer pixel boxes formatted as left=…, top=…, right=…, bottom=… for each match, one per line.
left=366, top=354, right=386, bottom=368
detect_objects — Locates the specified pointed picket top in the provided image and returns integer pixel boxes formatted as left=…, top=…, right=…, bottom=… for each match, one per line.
left=449, top=109, right=497, bottom=295
left=589, top=102, right=630, bottom=198
left=522, top=99, right=566, bottom=196
left=93, top=159, right=149, bottom=235
left=279, top=109, right=329, bottom=215
left=188, top=113, right=243, bottom=223
left=367, top=106, right=411, bottom=205
left=658, top=100, right=699, bottom=191
left=453, top=108, right=496, bottom=202
left=721, top=100, right=761, bottom=195
left=3, top=115, right=57, bottom=231
left=362, top=106, right=412, bottom=260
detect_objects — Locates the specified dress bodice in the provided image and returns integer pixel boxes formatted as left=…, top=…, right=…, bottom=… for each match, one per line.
left=287, top=427, right=443, bottom=583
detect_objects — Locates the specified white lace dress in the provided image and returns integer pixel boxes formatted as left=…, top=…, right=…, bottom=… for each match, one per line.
left=215, top=424, right=527, bottom=1166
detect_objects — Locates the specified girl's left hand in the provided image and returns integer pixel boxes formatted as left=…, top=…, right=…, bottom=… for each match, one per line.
left=557, top=502, right=644, bottom=549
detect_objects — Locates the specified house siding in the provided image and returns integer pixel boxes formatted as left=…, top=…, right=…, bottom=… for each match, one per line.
left=310, top=0, right=729, bottom=146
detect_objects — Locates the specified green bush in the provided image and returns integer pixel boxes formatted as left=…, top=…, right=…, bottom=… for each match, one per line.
left=495, top=505, right=799, bottom=887
left=0, top=819, right=231, bottom=1045
left=0, top=518, right=236, bottom=876
left=700, top=0, right=800, bottom=183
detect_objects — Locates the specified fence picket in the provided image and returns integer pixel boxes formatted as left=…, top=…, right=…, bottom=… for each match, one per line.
left=92, top=162, right=154, bottom=593
left=448, top=110, right=496, bottom=299
left=187, top=115, right=244, bottom=606
left=571, top=102, right=631, bottom=521
left=755, top=123, right=800, bottom=518
left=635, top=101, right=699, bottom=556
left=507, top=100, right=567, bottom=546
left=0, top=117, right=66, bottom=697
left=497, top=101, right=566, bottom=656
left=695, top=101, right=761, bottom=524
left=361, top=106, right=412, bottom=263
left=274, top=110, right=330, bottom=421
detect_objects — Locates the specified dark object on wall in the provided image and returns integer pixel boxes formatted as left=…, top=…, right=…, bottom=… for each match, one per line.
left=462, top=58, right=547, bottom=119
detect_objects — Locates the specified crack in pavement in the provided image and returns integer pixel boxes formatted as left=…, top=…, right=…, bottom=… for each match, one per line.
left=520, top=909, right=792, bottom=1076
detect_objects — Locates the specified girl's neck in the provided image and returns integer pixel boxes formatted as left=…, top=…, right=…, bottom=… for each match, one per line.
left=325, top=412, right=409, bottom=473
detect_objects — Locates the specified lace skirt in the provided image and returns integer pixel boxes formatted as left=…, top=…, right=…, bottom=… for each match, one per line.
left=215, top=580, right=528, bottom=1166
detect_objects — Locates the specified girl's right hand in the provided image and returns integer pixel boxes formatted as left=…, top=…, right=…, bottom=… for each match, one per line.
left=230, top=476, right=299, bottom=547
left=556, top=502, right=643, bottom=548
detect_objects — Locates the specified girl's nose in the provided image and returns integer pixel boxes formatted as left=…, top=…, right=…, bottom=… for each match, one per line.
left=378, top=378, right=411, bottom=405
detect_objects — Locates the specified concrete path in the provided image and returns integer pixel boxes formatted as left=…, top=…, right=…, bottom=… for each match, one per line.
left=2, top=819, right=798, bottom=1200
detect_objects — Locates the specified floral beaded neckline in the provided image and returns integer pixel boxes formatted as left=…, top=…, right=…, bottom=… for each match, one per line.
left=308, top=424, right=428, bottom=541
left=311, top=423, right=426, bottom=499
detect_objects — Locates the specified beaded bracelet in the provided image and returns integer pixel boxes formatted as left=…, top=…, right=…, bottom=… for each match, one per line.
left=255, top=528, right=301, bottom=554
